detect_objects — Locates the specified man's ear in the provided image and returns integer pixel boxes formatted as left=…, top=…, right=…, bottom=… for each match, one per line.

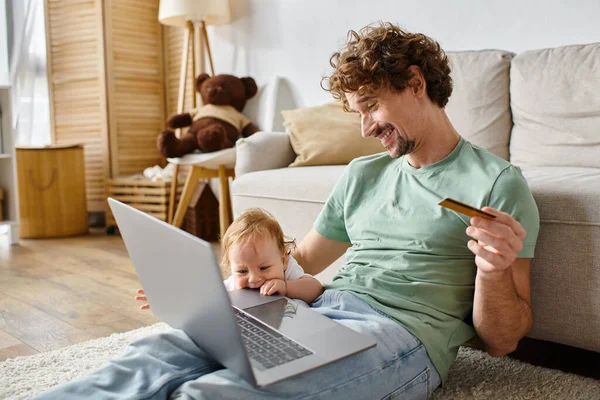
left=241, top=77, right=258, bottom=99
left=196, top=73, right=211, bottom=92
left=407, top=65, right=426, bottom=97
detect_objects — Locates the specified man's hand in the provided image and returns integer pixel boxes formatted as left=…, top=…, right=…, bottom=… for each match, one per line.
left=135, top=288, right=150, bottom=310
left=260, top=279, right=287, bottom=296
left=466, top=207, right=527, bottom=275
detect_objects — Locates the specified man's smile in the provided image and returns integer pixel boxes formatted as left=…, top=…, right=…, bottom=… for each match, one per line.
left=375, top=124, right=397, bottom=146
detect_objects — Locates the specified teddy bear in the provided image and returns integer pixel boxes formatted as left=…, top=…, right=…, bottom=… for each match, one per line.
left=157, top=73, right=260, bottom=158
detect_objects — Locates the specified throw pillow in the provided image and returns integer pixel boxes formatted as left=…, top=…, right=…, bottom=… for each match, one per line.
left=282, top=102, right=384, bottom=167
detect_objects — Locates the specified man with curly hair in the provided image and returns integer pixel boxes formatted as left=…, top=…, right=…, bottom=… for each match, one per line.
left=37, top=22, right=539, bottom=400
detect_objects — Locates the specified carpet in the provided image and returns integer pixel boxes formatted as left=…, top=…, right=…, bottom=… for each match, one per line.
left=1, top=323, right=599, bottom=400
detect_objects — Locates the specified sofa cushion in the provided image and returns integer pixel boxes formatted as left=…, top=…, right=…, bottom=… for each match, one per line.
left=446, top=50, right=513, bottom=160
left=235, top=132, right=296, bottom=178
left=232, top=165, right=345, bottom=204
left=522, top=166, right=600, bottom=226
left=509, top=43, right=600, bottom=169
left=282, top=103, right=383, bottom=167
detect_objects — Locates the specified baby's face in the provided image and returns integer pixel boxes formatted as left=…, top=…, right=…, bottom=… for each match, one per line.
left=229, top=235, right=287, bottom=290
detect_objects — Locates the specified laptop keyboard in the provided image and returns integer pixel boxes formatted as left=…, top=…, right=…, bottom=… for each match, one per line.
left=233, top=307, right=313, bottom=370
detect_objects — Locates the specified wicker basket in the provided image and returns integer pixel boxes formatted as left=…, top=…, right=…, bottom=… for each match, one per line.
left=17, top=145, right=88, bottom=238
left=106, top=176, right=183, bottom=232
left=182, top=182, right=220, bottom=242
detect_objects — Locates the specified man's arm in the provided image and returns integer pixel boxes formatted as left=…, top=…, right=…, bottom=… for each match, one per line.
left=472, top=258, right=533, bottom=356
left=467, top=207, right=534, bottom=357
left=291, top=229, right=352, bottom=276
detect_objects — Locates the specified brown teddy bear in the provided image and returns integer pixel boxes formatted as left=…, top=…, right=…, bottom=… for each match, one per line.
left=157, top=73, right=260, bottom=158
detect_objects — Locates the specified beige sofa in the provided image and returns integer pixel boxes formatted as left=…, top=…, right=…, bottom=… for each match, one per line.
left=230, top=43, right=600, bottom=355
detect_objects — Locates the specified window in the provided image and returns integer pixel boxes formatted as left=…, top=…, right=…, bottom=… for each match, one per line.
left=7, top=0, right=51, bottom=146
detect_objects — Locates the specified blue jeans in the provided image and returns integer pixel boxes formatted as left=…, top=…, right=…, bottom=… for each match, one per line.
left=36, top=290, right=441, bottom=399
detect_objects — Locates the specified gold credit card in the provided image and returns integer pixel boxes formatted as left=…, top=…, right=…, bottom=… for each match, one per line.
left=438, top=198, right=496, bottom=220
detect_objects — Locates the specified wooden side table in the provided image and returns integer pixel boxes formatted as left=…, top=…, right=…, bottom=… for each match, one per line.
left=168, top=148, right=237, bottom=239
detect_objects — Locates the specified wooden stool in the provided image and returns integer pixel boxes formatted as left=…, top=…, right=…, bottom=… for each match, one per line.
left=167, top=148, right=237, bottom=239
left=171, top=165, right=234, bottom=238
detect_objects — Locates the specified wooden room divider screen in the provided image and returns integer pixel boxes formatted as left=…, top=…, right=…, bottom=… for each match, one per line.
left=44, top=0, right=195, bottom=213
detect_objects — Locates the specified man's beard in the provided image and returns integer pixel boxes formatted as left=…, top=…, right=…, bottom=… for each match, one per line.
left=388, top=131, right=415, bottom=159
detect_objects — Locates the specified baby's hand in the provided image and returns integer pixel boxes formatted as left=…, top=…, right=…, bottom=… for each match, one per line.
left=260, top=279, right=287, bottom=296
left=135, top=288, right=150, bottom=310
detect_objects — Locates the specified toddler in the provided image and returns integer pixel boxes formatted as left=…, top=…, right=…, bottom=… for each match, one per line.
left=136, top=208, right=323, bottom=308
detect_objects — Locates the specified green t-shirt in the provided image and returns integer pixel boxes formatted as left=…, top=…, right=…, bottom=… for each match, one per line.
left=315, top=137, right=540, bottom=383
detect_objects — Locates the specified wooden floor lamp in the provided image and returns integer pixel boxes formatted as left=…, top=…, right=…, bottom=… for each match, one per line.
left=158, top=0, right=231, bottom=223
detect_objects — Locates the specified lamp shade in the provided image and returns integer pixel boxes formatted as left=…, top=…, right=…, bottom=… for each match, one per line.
left=158, top=0, right=231, bottom=26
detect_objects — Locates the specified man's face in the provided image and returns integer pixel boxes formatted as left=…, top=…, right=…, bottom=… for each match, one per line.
left=346, top=87, right=418, bottom=159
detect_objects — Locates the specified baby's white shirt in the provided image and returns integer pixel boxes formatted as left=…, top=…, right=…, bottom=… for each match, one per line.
left=223, top=255, right=308, bottom=292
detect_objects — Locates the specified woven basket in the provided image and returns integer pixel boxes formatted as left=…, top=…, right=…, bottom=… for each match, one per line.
left=16, top=145, right=88, bottom=238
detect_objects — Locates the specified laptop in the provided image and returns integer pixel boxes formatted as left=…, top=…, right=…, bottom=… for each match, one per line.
left=108, top=198, right=376, bottom=387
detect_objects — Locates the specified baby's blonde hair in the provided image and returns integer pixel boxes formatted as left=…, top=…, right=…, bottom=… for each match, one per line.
left=220, top=208, right=296, bottom=268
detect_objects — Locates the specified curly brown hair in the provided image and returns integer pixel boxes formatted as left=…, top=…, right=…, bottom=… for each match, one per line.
left=322, top=21, right=453, bottom=110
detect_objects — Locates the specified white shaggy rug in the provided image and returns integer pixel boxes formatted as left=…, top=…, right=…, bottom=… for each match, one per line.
left=1, top=323, right=599, bottom=399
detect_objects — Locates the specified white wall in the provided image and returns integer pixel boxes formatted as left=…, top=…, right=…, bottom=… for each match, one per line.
left=206, top=0, right=600, bottom=116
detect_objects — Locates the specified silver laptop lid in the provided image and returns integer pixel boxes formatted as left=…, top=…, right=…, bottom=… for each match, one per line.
left=107, top=198, right=256, bottom=386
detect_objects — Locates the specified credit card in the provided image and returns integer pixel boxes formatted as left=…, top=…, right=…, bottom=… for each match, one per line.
left=438, top=198, right=496, bottom=220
